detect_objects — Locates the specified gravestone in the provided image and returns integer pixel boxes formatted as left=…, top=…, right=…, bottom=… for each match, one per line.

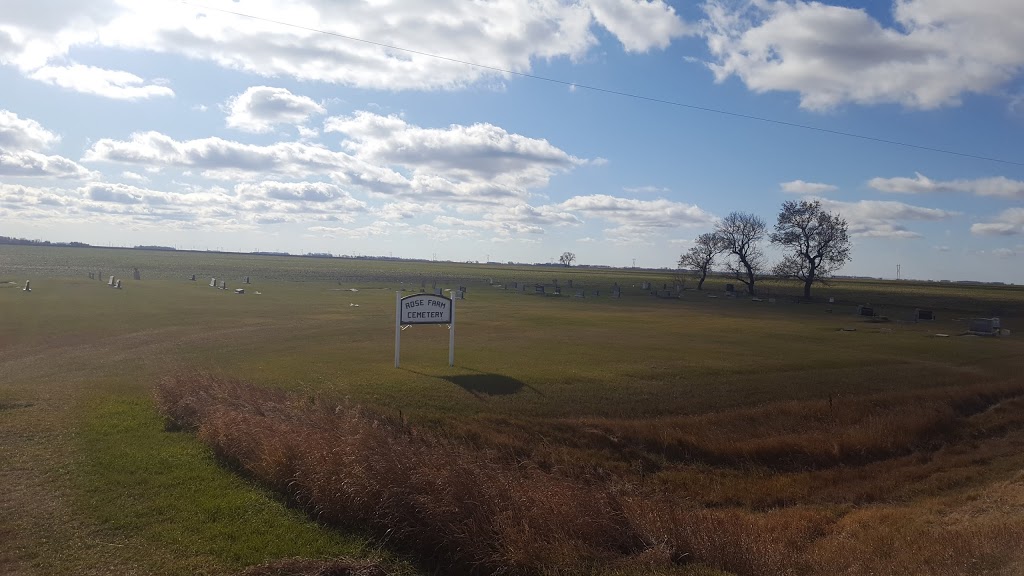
left=488, top=278, right=493, bottom=285
left=968, top=318, right=1000, bottom=336
left=235, top=288, right=245, bottom=294
left=553, top=286, right=561, bottom=296
left=421, top=280, right=426, bottom=289
left=190, top=274, right=196, bottom=281
left=916, top=309, right=935, bottom=321
left=725, top=284, right=735, bottom=293
left=459, top=285, right=466, bottom=293
left=114, top=279, right=122, bottom=289
left=108, top=275, right=116, bottom=286
left=219, top=280, right=226, bottom=290
left=593, top=290, right=600, bottom=297
left=828, top=297, right=835, bottom=304
left=88, top=272, right=94, bottom=280
left=520, top=283, right=526, bottom=292
left=567, top=279, right=573, bottom=288
left=210, top=277, right=217, bottom=287
left=132, top=268, right=141, bottom=281
left=432, top=281, right=437, bottom=289
left=97, top=271, right=102, bottom=281
left=575, top=289, right=585, bottom=298
left=244, top=276, right=251, bottom=284
left=453, top=290, right=464, bottom=300
left=641, top=282, right=651, bottom=290
left=435, top=288, right=443, bottom=296
left=858, top=305, right=875, bottom=317
left=23, top=280, right=31, bottom=292
left=535, top=285, right=545, bottom=295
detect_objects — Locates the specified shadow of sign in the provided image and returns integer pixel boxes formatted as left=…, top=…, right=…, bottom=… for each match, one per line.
left=443, top=373, right=526, bottom=396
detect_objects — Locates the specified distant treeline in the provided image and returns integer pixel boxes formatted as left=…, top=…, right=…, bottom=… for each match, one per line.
left=0, top=236, right=90, bottom=248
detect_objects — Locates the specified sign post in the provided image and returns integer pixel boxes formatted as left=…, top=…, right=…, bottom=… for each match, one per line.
left=395, top=292, right=455, bottom=368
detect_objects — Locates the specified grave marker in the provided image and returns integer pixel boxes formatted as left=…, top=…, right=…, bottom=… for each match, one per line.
left=108, top=276, right=116, bottom=286
left=968, top=317, right=1000, bottom=336
left=435, top=287, right=443, bottom=296
left=190, top=274, right=196, bottom=281
left=535, top=285, right=546, bottom=295
left=23, top=280, right=31, bottom=292
left=857, top=305, right=875, bottom=317
left=115, top=279, right=122, bottom=289
left=244, top=276, right=251, bottom=284
left=220, top=280, right=227, bottom=290
left=235, top=288, right=245, bottom=294
left=725, top=284, right=735, bottom=293
left=553, top=286, right=561, bottom=296
left=132, top=268, right=141, bottom=281
left=916, top=309, right=935, bottom=321
left=575, top=289, right=585, bottom=298
left=210, top=277, right=217, bottom=287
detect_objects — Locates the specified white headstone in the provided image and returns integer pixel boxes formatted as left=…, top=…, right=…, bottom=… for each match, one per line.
left=220, top=280, right=227, bottom=290
left=234, top=288, right=245, bottom=294
left=23, top=280, right=31, bottom=292
left=115, top=279, right=122, bottom=289
left=108, top=275, right=115, bottom=286
left=210, top=277, right=217, bottom=287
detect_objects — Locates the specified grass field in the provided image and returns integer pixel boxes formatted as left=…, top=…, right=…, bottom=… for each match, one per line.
left=2, top=244, right=1024, bottom=575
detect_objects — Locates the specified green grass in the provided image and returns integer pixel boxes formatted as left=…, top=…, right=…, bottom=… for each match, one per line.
left=3, top=245, right=1024, bottom=575
left=72, top=395, right=378, bottom=575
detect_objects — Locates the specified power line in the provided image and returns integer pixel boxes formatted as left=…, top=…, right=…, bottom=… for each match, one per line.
left=177, top=0, right=1023, bottom=168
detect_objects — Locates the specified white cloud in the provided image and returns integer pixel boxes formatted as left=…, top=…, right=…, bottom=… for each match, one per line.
left=817, top=197, right=958, bottom=239
left=780, top=180, right=837, bottom=194
left=325, top=111, right=584, bottom=202
left=0, top=1, right=693, bottom=93
left=623, top=185, right=670, bottom=194
left=120, top=170, right=149, bottom=183
left=971, top=208, right=1024, bottom=236
left=869, top=172, right=1024, bottom=200
left=0, top=109, right=61, bottom=149
left=992, top=247, right=1016, bottom=259
left=587, top=0, right=688, bottom=52
left=0, top=178, right=370, bottom=229
left=225, top=86, right=325, bottom=133
left=308, top=221, right=398, bottom=239
left=559, top=194, right=716, bottom=232
left=702, top=0, right=1024, bottom=110
left=29, top=63, right=174, bottom=100
left=82, top=130, right=407, bottom=188
left=0, top=149, right=96, bottom=179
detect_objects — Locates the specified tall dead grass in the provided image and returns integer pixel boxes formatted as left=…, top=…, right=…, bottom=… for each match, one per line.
left=155, top=371, right=1024, bottom=575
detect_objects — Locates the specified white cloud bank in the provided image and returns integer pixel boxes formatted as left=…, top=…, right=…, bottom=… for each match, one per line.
left=0, top=109, right=96, bottom=179
left=29, top=63, right=173, bottom=100
left=869, top=172, right=1024, bottom=200
left=972, top=208, right=1024, bottom=236
left=0, top=0, right=688, bottom=95
left=702, top=0, right=1024, bottom=110
left=816, top=197, right=958, bottom=239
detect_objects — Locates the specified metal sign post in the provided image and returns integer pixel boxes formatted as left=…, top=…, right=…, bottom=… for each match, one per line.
left=395, top=292, right=455, bottom=368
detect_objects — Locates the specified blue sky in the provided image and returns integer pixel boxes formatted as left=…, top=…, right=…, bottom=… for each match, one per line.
left=2, top=1, right=1023, bottom=282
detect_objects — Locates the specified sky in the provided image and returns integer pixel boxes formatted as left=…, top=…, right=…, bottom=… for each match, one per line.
left=1, top=0, right=1024, bottom=282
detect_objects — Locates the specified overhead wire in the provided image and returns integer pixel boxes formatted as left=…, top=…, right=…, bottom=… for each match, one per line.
left=177, top=0, right=1023, bottom=168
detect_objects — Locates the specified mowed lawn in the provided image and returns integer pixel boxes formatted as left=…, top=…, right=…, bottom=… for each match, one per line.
left=2, top=245, right=1024, bottom=575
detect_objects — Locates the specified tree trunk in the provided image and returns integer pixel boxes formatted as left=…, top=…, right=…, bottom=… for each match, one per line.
left=697, top=271, right=706, bottom=290
left=803, top=280, right=812, bottom=299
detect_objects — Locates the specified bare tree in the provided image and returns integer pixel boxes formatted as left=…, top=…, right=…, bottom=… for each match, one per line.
left=716, top=212, right=766, bottom=295
left=678, top=232, right=723, bottom=290
left=770, top=200, right=851, bottom=299
left=559, top=251, right=576, bottom=267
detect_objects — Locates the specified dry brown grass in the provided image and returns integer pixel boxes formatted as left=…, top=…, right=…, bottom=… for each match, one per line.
left=156, top=371, right=1024, bottom=575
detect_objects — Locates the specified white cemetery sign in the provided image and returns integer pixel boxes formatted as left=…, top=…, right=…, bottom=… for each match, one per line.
left=395, top=293, right=455, bottom=368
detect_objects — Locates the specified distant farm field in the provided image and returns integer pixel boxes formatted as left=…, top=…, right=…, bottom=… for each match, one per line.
left=2, top=245, right=1024, bottom=575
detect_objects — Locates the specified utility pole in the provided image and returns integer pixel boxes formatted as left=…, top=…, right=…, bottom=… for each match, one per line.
left=897, top=264, right=901, bottom=280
